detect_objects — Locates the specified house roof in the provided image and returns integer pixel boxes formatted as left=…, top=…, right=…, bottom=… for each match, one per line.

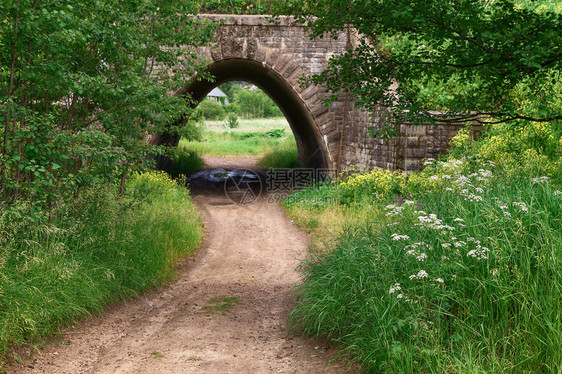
left=207, top=87, right=227, bottom=97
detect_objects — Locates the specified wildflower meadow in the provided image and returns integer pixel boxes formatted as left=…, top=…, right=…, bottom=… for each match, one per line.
left=284, top=124, right=562, bottom=373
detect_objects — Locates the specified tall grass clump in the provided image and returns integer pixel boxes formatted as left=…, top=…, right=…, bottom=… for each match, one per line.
left=258, top=137, right=300, bottom=169
left=167, top=145, right=205, bottom=178
left=287, top=123, right=562, bottom=373
left=0, top=172, right=202, bottom=358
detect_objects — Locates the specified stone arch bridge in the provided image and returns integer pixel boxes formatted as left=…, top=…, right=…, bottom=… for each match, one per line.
left=157, top=15, right=465, bottom=172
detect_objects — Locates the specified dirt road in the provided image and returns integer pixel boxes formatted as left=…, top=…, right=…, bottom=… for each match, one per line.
left=9, top=158, right=350, bottom=374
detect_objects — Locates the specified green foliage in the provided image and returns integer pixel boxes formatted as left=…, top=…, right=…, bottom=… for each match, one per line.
left=338, top=168, right=407, bottom=204
left=223, top=103, right=241, bottom=114
left=232, top=88, right=283, bottom=118
left=219, top=82, right=242, bottom=102
left=196, top=99, right=226, bottom=121
left=197, top=0, right=274, bottom=14
left=239, top=128, right=285, bottom=139
left=181, top=109, right=205, bottom=142
left=225, top=113, right=240, bottom=129
left=288, top=160, right=561, bottom=372
left=257, top=137, right=300, bottom=169
left=167, top=146, right=205, bottom=178
left=281, top=0, right=562, bottom=133
left=445, top=120, right=562, bottom=181
left=181, top=120, right=205, bottom=143
left=0, top=172, right=202, bottom=357
left=0, top=0, right=216, bottom=208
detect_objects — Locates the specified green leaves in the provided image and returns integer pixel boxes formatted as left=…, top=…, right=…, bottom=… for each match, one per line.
left=0, top=0, right=216, bottom=207
left=282, top=0, right=562, bottom=131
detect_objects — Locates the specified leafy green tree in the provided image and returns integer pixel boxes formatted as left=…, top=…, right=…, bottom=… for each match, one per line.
left=219, top=81, right=243, bottom=102
left=198, top=0, right=274, bottom=14
left=280, top=0, right=561, bottom=134
left=233, top=88, right=282, bottom=118
left=0, top=0, right=216, bottom=207
left=196, top=99, right=226, bottom=120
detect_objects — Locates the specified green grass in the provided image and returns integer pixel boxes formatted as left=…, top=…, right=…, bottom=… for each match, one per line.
left=0, top=172, right=203, bottom=362
left=257, top=137, right=300, bottom=169
left=284, top=161, right=562, bottom=373
left=202, top=297, right=241, bottom=314
left=167, top=145, right=205, bottom=177
left=180, top=117, right=296, bottom=157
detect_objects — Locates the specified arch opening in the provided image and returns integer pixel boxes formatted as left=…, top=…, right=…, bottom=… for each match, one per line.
left=175, top=59, right=329, bottom=170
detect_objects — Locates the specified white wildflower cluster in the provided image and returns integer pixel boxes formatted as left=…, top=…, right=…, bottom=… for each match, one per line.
left=404, top=242, right=430, bottom=261
left=388, top=283, right=402, bottom=294
left=464, top=237, right=490, bottom=260
left=415, top=213, right=455, bottom=231
left=409, top=269, right=429, bottom=280
left=512, top=201, right=529, bottom=212
left=391, top=233, right=410, bottom=241
left=531, top=176, right=549, bottom=183
left=388, top=283, right=411, bottom=302
left=555, top=190, right=562, bottom=196
left=429, top=175, right=439, bottom=181
left=498, top=204, right=511, bottom=216
left=439, top=159, right=464, bottom=169
left=467, top=244, right=490, bottom=260
left=386, top=221, right=400, bottom=227
left=385, top=204, right=405, bottom=217
left=453, top=175, right=472, bottom=187
left=478, top=169, right=493, bottom=178
left=423, top=158, right=436, bottom=166
left=404, top=242, right=430, bottom=249
left=442, top=174, right=452, bottom=179
left=433, top=278, right=445, bottom=284
left=453, top=218, right=466, bottom=227
left=460, top=189, right=483, bottom=202
left=416, top=252, right=428, bottom=261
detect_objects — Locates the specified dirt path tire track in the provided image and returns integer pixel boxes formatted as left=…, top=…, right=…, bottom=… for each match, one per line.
left=8, top=159, right=352, bottom=374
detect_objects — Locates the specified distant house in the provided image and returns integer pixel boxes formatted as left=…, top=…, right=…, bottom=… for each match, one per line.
left=206, top=87, right=229, bottom=105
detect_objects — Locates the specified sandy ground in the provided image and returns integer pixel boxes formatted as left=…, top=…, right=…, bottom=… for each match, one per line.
left=7, top=157, right=353, bottom=374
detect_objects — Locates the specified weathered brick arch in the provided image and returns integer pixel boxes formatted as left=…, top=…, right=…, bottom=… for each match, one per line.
left=155, top=15, right=467, bottom=173
left=183, top=58, right=330, bottom=169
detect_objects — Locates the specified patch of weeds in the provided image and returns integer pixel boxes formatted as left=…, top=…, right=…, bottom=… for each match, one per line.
left=10, top=351, right=23, bottom=365
left=304, top=217, right=319, bottom=229
left=212, top=172, right=230, bottom=178
left=188, top=356, right=202, bottom=361
left=202, top=297, right=241, bottom=314
left=151, top=351, right=163, bottom=358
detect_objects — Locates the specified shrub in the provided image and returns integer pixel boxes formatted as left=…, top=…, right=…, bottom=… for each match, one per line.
left=225, top=113, right=240, bottom=129
left=232, top=88, right=282, bottom=118
left=181, top=116, right=205, bottom=142
left=239, top=128, right=285, bottom=139
left=196, top=99, right=226, bottom=120
left=167, top=146, right=205, bottom=177
left=338, top=167, right=407, bottom=204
